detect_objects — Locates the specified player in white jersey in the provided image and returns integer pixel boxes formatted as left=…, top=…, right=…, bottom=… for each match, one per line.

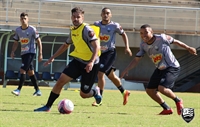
left=10, top=12, right=43, bottom=96
left=120, top=24, right=197, bottom=115
left=92, top=7, right=132, bottom=106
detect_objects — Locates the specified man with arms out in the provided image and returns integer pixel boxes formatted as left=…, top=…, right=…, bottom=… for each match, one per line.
left=92, top=7, right=132, bottom=106
left=120, top=24, right=197, bottom=115
left=34, top=7, right=102, bottom=112
left=11, top=12, right=43, bottom=96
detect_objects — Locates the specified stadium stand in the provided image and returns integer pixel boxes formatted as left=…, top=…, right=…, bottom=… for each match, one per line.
left=1, top=0, right=199, bottom=34
left=87, top=0, right=200, bottom=7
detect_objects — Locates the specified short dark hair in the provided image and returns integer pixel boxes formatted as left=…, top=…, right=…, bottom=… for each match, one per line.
left=71, top=7, right=84, bottom=14
left=20, top=12, right=28, bottom=17
left=140, top=24, right=151, bottom=29
left=101, top=7, right=111, bottom=12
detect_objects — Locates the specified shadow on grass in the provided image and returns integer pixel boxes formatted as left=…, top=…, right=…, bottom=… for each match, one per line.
left=0, top=109, right=35, bottom=112
left=0, top=109, right=130, bottom=116
left=2, top=102, right=44, bottom=106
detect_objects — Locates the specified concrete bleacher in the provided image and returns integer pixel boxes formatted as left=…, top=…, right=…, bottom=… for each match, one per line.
left=91, top=0, right=200, bottom=7
left=1, top=0, right=200, bottom=35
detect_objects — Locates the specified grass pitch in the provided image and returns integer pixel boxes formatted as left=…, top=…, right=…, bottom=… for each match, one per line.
left=0, top=85, right=199, bottom=127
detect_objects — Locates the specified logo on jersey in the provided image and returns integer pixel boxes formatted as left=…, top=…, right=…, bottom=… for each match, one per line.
left=150, top=54, right=162, bottom=64
left=21, top=46, right=29, bottom=52
left=107, top=27, right=111, bottom=32
left=20, top=38, right=29, bottom=44
left=100, top=34, right=110, bottom=42
left=181, top=108, right=195, bottom=123
left=72, top=34, right=79, bottom=37
left=88, top=31, right=94, bottom=38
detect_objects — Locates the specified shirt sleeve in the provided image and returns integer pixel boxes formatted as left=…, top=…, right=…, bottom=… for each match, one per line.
left=83, top=25, right=98, bottom=42
left=66, top=31, right=73, bottom=44
left=136, top=43, right=146, bottom=57
left=115, top=22, right=124, bottom=35
left=161, top=34, right=174, bottom=44
left=13, top=29, right=19, bottom=41
left=33, top=27, right=40, bottom=39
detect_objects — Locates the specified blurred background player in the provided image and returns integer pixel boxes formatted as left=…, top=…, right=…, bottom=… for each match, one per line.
left=92, top=7, right=133, bottom=106
left=34, top=7, right=102, bottom=112
left=120, top=24, right=197, bottom=115
left=11, top=12, right=43, bottom=96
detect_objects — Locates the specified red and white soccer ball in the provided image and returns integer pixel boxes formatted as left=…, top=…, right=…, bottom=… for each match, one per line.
left=58, top=99, right=74, bottom=114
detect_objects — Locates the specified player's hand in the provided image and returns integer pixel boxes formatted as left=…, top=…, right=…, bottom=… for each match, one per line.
left=188, top=47, right=197, bottom=55
left=38, top=54, right=43, bottom=62
left=43, top=57, right=54, bottom=67
left=10, top=51, right=15, bottom=59
left=125, top=48, right=132, bottom=56
left=85, top=61, right=94, bottom=73
left=120, top=69, right=129, bottom=79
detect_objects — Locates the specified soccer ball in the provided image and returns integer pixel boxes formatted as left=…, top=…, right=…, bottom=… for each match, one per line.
left=58, top=99, right=74, bottom=114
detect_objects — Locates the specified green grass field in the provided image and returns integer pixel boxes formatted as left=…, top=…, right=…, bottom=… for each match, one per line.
left=0, top=85, right=199, bottom=127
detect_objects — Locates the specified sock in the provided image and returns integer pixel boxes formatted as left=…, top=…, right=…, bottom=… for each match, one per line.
left=30, top=75, right=39, bottom=91
left=92, top=89, right=97, bottom=96
left=46, top=91, right=60, bottom=108
left=117, top=85, right=125, bottom=94
left=160, top=102, right=170, bottom=110
left=100, top=90, right=103, bottom=96
left=17, top=74, right=26, bottom=90
left=173, top=97, right=181, bottom=103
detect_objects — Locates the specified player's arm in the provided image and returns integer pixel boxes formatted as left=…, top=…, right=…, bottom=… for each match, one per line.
left=10, top=40, right=18, bottom=59
left=89, top=39, right=101, bottom=63
left=43, top=43, right=70, bottom=67
left=117, top=23, right=132, bottom=56
left=85, top=39, right=100, bottom=73
left=36, top=38, right=43, bottom=62
left=121, top=32, right=132, bottom=56
left=120, top=56, right=142, bottom=78
left=52, top=43, right=70, bottom=59
left=173, top=39, right=197, bottom=55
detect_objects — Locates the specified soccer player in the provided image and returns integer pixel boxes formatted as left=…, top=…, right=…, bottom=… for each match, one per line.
left=91, top=7, right=133, bottom=106
left=120, top=24, right=197, bottom=115
left=34, top=7, right=102, bottom=112
left=11, top=12, right=43, bottom=96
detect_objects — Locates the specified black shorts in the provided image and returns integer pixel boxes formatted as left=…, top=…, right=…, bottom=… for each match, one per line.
left=147, top=67, right=180, bottom=89
left=99, top=49, right=116, bottom=76
left=21, top=53, right=35, bottom=71
left=62, top=59, right=100, bottom=93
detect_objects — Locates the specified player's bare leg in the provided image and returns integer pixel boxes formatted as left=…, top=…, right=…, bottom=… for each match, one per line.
left=108, top=69, right=130, bottom=105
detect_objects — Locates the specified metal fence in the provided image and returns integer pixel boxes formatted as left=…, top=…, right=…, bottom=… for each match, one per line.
left=0, top=0, right=200, bottom=34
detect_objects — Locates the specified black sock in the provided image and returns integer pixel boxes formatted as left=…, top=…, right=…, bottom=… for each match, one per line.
left=30, top=75, right=39, bottom=91
left=117, top=85, right=125, bottom=94
left=92, top=89, right=97, bottom=96
left=173, top=97, right=181, bottom=103
left=100, top=90, right=103, bottom=96
left=17, top=74, right=26, bottom=90
left=46, top=91, right=59, bottom=108
left=160, top=102, right=170, bottom=110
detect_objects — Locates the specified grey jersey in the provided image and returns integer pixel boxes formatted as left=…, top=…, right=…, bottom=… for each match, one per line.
left=94, top=21, right=124, bottom=53
left=13, top=25, right=39, bottom=55
left=136, top=34, right=180, bottom=70
left=66, top=24, right=99, bottom=64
